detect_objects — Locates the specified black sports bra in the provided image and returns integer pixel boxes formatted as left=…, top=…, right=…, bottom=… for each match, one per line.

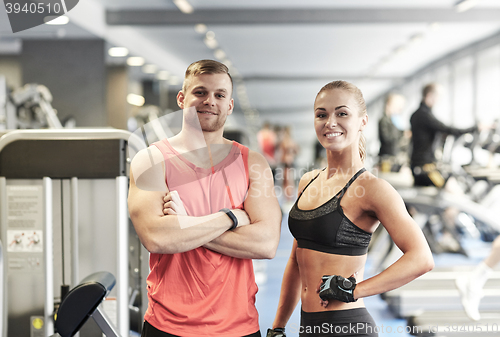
left=288, top=168, right=372, bottom=256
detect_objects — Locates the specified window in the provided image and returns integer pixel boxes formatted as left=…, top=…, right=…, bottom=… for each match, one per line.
left=452, top=56, right=475, bottom=128
left=476, top=45, right=500, bottom=125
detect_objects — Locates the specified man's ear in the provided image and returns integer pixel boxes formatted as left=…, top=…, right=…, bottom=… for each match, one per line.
left=227, top=98, right=234, bottom=115
left=177, top=90, right=185, bottom=109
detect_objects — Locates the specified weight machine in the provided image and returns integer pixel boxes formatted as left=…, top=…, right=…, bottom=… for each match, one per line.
left=0, top=129, right=146, bottom=337
left=0, top=75, right=63, bottom=130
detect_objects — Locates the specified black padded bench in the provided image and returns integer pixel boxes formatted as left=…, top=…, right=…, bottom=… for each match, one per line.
left=50, top=271, right=121, bottom=337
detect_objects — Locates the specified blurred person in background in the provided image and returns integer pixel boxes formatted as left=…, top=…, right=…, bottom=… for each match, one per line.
left=279, top=125, right=300, bottom=204
left=456, top=236, right=500, bottom=321
left=410, top=83, right=477, bottom=188
left=378, top=93, right=409, bottom=173
left=258, top=121, right=278, bottom=177
left=410, top=83, right=479, bottom=255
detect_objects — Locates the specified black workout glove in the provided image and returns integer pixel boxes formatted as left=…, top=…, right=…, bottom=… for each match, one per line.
left=266, top=328, right=286, bottom=337
left=319, top=275, right=357, bottom=303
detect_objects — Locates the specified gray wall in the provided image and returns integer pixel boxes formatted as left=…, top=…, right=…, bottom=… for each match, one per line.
left=106, top=65, right=129, bottom=130
left=21, top=39, right=107, bottom=127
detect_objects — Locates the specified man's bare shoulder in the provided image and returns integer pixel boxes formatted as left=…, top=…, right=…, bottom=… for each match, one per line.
left=130, top=146, right=167, bottom=192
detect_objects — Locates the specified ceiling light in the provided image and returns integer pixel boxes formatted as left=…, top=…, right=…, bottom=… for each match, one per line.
left=108, top=47, right=129, bottom=57
left=156, top=71, right=170, bottom=81
left=127, top=94, right=145, bottom=107
left=455, top=0, right=480, bottom=13
left=214, top=49, right=226, bottom=60
left=195, top=24, right=207, bottom=34
left=410, top=33, right=424, bottom=45
left=204, top=37, right=218, bottom=49
left=173, top=0, right=193, bottom=14
left=44, top=15, right=69, bottom=25
left=142, top=64, right=158, bottom=74
left=429, top=22, right=441, bottom=31
left=204, top=32, right=218, bottom=49
left=127, top=57, right=145, bottom=66
left=206, top=31, right=215, bottom=39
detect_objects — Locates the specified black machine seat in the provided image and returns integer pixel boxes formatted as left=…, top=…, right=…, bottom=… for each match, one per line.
left=51, top=271, right=119, bottom=337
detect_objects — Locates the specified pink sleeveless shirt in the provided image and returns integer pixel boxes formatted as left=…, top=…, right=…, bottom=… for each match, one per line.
left=144, top=139, right=259, bottom=337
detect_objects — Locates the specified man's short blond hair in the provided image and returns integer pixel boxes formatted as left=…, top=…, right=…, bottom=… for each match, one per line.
left=182, top=59, right=233, bottom=94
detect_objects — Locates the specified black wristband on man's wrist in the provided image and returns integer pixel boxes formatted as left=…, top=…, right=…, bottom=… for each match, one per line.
left=220, top=208, right=238, bottom=230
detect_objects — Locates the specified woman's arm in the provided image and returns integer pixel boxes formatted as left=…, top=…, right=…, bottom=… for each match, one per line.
left=272, top=240, right=302, bottom=329
left=353, top=178, right=434, bottom=300
left=271, top=171, right=320, bottom=327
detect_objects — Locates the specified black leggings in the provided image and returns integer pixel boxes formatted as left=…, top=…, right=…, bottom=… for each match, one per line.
left=141, top=320, right=262, bottom=337
left=299, top=308, right=378, bottom=337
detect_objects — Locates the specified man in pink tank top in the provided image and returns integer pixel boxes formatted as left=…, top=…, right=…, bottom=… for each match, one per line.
left=128, top=60, right=282, bottom=337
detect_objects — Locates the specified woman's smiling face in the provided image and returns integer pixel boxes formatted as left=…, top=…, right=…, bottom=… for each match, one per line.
left=314, top=88, right=367, bottom=153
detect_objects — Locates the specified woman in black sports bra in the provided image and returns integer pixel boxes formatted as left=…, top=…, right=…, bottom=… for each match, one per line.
left=268, top=81, right=434, bottom=337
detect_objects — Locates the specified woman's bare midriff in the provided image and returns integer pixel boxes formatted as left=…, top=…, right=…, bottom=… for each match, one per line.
left=297, top=247, right=367, bottom=312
